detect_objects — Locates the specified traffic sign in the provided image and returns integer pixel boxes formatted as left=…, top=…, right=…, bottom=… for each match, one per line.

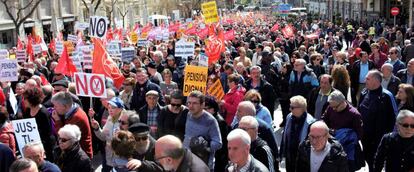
left=391, top=7, right=399, bottom=16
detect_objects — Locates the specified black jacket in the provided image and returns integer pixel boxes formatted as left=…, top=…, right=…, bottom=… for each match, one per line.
left=251, top=138, right=279, bottom=172
left=296, top=138, right=349, bottom=172
left=225, top=155, right=270, bottom=172
left=133, top=137, right=164, bottom=172
left=396, top=68, right=412, bottom=84
left=130, top=80, right=165, bottom=112
left=138, top=104, right=162, bottom=126
left=385, top=75, right=401, bottom=96
left=245, top=78, right=276, bottom=115
left=307, top=87, right=337, bottom=118
left=350, top=60, right=375, bottom=89
left=54, top=143, right=93, bottom=172
left=157, top=105, right=188, bottom=141
left=374, top=132, right=414, bottom=172
left=175, top=149, right=210, bottom=172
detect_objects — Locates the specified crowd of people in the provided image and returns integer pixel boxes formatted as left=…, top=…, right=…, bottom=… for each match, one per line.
left=1, top=11, right=414, bottom=172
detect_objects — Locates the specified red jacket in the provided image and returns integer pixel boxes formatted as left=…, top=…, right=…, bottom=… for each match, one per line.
left=369, top=52, right=388, bottom=69
left=54, top=106, right=93, bottom=158
left=222, top=85, right=246, bottom=125
left=0, top=122, right=16, bottom=154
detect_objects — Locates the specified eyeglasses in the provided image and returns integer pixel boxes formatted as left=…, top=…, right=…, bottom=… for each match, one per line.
left=170, top=103, right=181, bottom=107
left=59, top=137, right=71, bottom=143
left=118, top=120, right=128, bottom=125
left=155, top=155, right=170, bottom=162
left=399, top=123, right=414, bottom=129
left=135, top=135, right=149, bottom=142
left=389, top=52, right=396, bottom=54
left=308, top=134, right=327, bottom=140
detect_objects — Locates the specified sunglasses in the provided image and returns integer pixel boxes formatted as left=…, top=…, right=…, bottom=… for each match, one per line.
left=399, top=123, right=414, bottom=129
left=118, top=120, right=128, bottom=125
left=135, top=135, right=149, bottom=142
left=59, top=137, right=71, bottom=143
left=170, top=103, right=181, bottom=107
left=389, top=52, right=396, bottom=54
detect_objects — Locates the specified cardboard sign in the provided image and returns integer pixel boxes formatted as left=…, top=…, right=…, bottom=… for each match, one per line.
left=207, top=79, right=225, bottom=100
left=33, top=44, right=42, bottom=54
left=0, top=59, right=18, bottom=82
left=183, top=65, right=208, bottom=96
left=137, top=39, right=148, bottom=47
left=0, top=49, right=9, bottom=59
left=201, top=1, right=219, bottom=24
left=106, top=41, right=121, bottom=56
left=130, top=32, right=138, bottom=44
left=67, top=34, right=78, bottom=43
left=16, top=50, right=26, bottom=62
left=82, top=46, right=93, bottom=70
left=74, top=72, right=107, bottom=98
left=55, top=41, right=64, bottom=55
left=89, top=16, right=108, bottom=38
left=175, top=39, right=195, bottom=58
left=121, top=47, right=135, bottom=62
left=198, top=53, right=208, bottom=67
left=12, top=118, right=41, bottom=156
left=70, top=51, right=82, bottom=72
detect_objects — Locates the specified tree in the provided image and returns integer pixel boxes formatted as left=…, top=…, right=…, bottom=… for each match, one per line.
left=1, top=0, right=43, bottom=37
left=81, top=0, right=103, bottom=17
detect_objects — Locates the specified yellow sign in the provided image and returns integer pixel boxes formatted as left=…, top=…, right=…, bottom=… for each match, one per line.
left=207, top=79, right=225, bottom=100
left=130, top=32, right=138, bottom=44
left=183, top=65, right=208, bottom=96
left=201, top=1, right=219, bottom=24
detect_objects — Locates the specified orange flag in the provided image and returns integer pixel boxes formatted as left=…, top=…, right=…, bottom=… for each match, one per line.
left=55, top=45, right=78, bottom=76
left=92, top=38, right=125, bottom=89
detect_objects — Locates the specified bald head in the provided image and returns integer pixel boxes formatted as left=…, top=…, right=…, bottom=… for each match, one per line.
left=25, top=79, right=38, bottom=89
left=310, top=121, right=329, bottom=135
left=155, top=135, right=184, bottom=159
left=236, top=101, right=256, bottom=121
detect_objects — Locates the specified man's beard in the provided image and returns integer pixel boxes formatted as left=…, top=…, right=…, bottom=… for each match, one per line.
left=136, top=141, right=150, bottom=154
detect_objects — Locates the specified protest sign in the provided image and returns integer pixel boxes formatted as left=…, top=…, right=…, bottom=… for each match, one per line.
left=0, top=49, right=9, bottom=59
left=198, top=53, right=208, bottom=67
left=55, top=41, right=64, bottom=55
left=89, top=16, right=108, bottom=38
left=12, top=118, right=41, bottom=156
left=67, top=34, right=78, bottom=43
left=207, top=79, right=225, bottom=100
left=201, top=1, right=219, bottom=24
left=82, top=46, right=93, bottom=70
left=33, top=44, right=42, bottom=54
left=130, top=32, right=138, bottom=44
left=175, top=39, right=195, bottom=59
left=75, top=22, right=89, bottom=30
left=137, top=39, right=148, bottom=47
left=0, top=59, right=18, bottom=82
left=106, top=41, right=121, bottom=56
left=16, top=50, right=26, bottom=62
left=183, top=65, right=208, bottom=96
left=70, top=51, right=82, bottom=72
left=121, top=47, right=136, bottom=62
left=74, top=72, right=107, bottom=98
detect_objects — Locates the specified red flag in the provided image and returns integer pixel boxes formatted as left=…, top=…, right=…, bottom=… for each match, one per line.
left=206, top=29, right=225, bottom=65
left=54, top=46, right=78, bottom=76
left=271, top=24, right=279, bottom=32
left=40, top=75, right=50, bottom=86
left=92, top=38, right=125, bottom=89
left=168, top=23, right=180, bottom=32
left=26, top=35, right=34, bottom=62
left=197, top=27, right=209, bottom=39
left=107, top=27, right=114, bottom=41
left=49, top=38, right=56, bottom=53
left=184, top=26, right=197, bottom=35
left=282, top=25, right=295, bottom=38
left=142, top=23, right=152, bottom=33
left=133, top=23, right=140, bottom=32
left=224, top=30, right=235, bottom=41
left=17, top=37, right=24, bottom=50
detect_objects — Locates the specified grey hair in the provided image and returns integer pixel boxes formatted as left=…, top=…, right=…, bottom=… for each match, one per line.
left=295, top=58, right=307, bottom=65
left=153, top=51, right=163, bottom=58
left=290, top=95, right=307, bottom=109
left=240, top=116, right=259, bottom=129
left=396, top=110, right=414, bottom=124
left=328, top=90, right=346, bottom=103
left=121, top=110, right=140, bottom=127
left=227, top=128, right=251, bottom=145
left=368, top=70, right=383, bottom=83
left=310, top=121, right=330, bottom=134
left=381, top=63, right=394, bottom=71
left=51, top=92, right=73, bottom=107
left=58, top=124, right=82, bottom=142
left=237, top=101, right=256, bottom=116
left=23, top=141, right=44, bottom=153
left=9, top=158, right=36, bottom=172
left=250, top=65, right=262, bottom=73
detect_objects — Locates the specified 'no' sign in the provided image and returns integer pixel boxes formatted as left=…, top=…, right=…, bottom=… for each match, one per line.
left=74, top=72, right=107, bottom=98
left=89, top=16, right=108, bottom=38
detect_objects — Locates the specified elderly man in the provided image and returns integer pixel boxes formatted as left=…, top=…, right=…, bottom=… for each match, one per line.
left=385, top=47, right=405, bottom=75
left=138, top=90, right=162, bottom=137
left=43, top=79, right=82, bottom=108
left=288, top=59, right=319, bottom=98
left=239, top=116, right=278, bottom=172
left=10, top=158, right=39, bottom=172
left=155, top=135, right=209, bottom=172
left=23, top=142, right=60, bottom=172
left=350, top=51, right=375, bottom=106
left=118, top=110, right=140, bottom=130
left=396, top=58, right=414, bottom=85
left=381, top=63, right=401, bottom=95
left=307, top=74, right=336, bottom=119
left=358, top=70, right=398, bottom=171
left=51, top=92, right=93, bottom=158
left=183, top=91, right=222, bottom=171
left=232, top=101, right=279, bottom=159
left=280, top=95, right=315, bottom=172
left=130, top=68, right=164, bottom=112
left=226, top=128, right=269, bottom=172
left=295, top=121, right=348, bottom=172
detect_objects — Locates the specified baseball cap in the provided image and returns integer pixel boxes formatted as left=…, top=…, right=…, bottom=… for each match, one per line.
left=108, top=97, right=125, bottom=109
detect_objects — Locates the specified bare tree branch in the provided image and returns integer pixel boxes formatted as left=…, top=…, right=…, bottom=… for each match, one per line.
left=94, top=0, right=102, bottom=13
left=81, top=0, right=90, bottom=13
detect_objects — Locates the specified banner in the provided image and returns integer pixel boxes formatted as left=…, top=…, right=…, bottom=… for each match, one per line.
left=0, top=49, right=9, bottom=59
left=282, top=25, right=295, bottom=38
left=33, top=44, right=42, bottom=54
left=12, top=118, right=42, bottom=156
left=82, top=46, right=93, bottom=70
left=183, top=65, right=208, bottom=96
left=0, top=59, right=18, bottom=82
left=74, top=72, right=107, bottom=98
left=224, top=30, right=235, bottom=41
left=175, top=39, right=195, bottom=59
left=207, top=79, right=225, bottom=100
left=106, top=41, right=121, bottom=56
left=121, top=47, right=135, bottom=62
left=67, top=34, right=78, bottom=43
left=137, top=39, right=148, bottom=47
left=55, top=41, right=64, bottom=55
left=16, top=50, right=26, bottom=62
left=201, top=1, right=219, bottom=24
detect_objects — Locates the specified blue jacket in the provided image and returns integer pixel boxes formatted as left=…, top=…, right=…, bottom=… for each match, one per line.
left=334, top=128, right=358, bottom=161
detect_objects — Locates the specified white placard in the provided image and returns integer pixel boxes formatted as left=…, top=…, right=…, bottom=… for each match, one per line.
left=121, top=47, right=135, bottom=62
left=0, top=49, right=9, bottom=59
left=55, top=41, right=64, bottom=55
left=198, top=53, right=209, bottom=67
left=67, top=34, right=78, bottom=43
left=75, top=22, right=90, bottom=30
left=12, top=118, right=41, bottom=156
left=175, top=39, right=195, bottom=58
left=106, top=41, right=121, bottom=56
left=137, top=39, right=148, bottom=47
left=70, top=51, right=82, bottom=72
left=0, top=59, right=18, bottom=82
left=89, top=16, right=108, bottom=38
left=33, top=44, right=42, bottom=54
left=74, top=72, right=107, bottom=98
left=82, top=46, right=93, bottom=70
left=16, top=50, right=26, bottom=62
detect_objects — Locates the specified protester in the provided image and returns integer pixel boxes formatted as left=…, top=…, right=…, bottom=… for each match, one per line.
left=138, top=90, right=162, bottom=137
left=307, top=74, right=336, bottom=119
left=0, top=143, right=15, bottom=172
left=119, top=77, right=135, bottom=110
left=118, top=110, right=140, bottom=130
left=157, top=90, right=188, bottom=140
left=0, top=109, right=16, bottom=154
left=381, top=63, right=401, bottom=95
left=130, top=68, right=164, bottom=112
left=396, top=84, right=414, bottom=111
left=10, top=158, right=38, bottom=172
left=221, top=73, right=246, bottom=125
left=23, top=141, right=61, bottom=172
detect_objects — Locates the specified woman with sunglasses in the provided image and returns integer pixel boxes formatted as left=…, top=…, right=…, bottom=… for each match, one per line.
left=374, top=110, right=414, bottom=172
left=54, top=124, right=92, bottom=172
